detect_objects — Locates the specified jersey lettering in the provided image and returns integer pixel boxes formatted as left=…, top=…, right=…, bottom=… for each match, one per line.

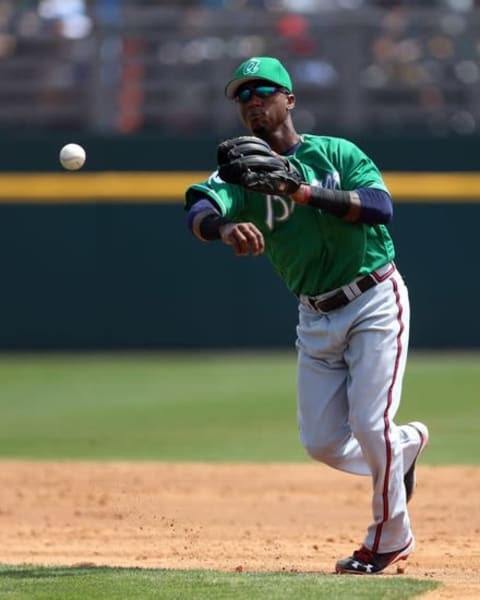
left=265, top=195, right=296, bottom=230
left=264, top=171, right=339, bottom=230
left=314, top=171, right=341, bottom=190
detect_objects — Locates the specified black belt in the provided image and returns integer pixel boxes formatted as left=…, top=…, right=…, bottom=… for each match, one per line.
left=307, top=274, right=377, bottom=313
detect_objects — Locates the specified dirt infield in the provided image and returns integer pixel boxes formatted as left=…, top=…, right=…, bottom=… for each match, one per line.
left=0, top=462, right=478, bottom=598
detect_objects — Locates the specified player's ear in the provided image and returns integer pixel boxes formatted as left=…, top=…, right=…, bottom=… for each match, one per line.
left=286, top=93, right=296, bottom=111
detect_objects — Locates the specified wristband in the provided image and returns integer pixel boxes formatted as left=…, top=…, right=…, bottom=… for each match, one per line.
left=196, top=212, right=232, bottom=241
left=292, top=185, right=359, bottom=221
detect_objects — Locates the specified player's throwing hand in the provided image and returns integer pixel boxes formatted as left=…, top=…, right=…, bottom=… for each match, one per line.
left=219, top=222, right=265, bottom=256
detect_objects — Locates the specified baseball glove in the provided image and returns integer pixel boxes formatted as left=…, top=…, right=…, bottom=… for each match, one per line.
left=217, top=136, right=303, bottom=195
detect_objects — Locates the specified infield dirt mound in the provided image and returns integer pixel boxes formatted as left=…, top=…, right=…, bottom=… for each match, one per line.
left=0, top=462, right=478, bottom=598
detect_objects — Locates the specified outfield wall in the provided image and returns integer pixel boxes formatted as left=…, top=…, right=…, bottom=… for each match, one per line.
left=0, top=135, right=478, bottom=349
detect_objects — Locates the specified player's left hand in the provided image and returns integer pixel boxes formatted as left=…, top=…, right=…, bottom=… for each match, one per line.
left=217, top=136, right=303, bottom=196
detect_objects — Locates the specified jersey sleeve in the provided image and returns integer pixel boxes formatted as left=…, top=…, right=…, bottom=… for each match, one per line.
left=332, top=139, right=389, bottom=194
left=185, top=170, right=245, bottom=218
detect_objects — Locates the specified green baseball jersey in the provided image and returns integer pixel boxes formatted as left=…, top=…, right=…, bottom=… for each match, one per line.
left=185, top=134, right=395, bottom=296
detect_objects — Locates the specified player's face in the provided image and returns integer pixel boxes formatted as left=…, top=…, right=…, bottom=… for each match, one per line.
left=234, top=80, right=295, bottom=135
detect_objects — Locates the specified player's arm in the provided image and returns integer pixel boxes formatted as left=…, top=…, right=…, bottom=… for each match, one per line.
left=187, top=198, right=229, bottom=241
left=291, top=138, right=393, bottom=225
left=289, top=185, right=393, bottom=225
left=216, top=136, right=391, bottom=225
left=186, top=198, right=265, bottom=256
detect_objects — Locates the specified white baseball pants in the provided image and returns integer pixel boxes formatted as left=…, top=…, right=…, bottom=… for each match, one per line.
left=296, top=269, right=421, bottom=553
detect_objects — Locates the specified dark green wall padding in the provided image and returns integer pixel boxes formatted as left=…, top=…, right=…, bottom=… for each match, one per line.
left=0, top=132, right=479, bottom=172
left=0, top=201, right=478, bottom=350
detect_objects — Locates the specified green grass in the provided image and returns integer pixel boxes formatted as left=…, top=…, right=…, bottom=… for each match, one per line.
left=0, top=351, right=478, bottom=462
left=0, top=565, right=439, bottom=599
left=0, top=352, right=301, bottom=461
left=397, top=352, right=480, bottom=464
left=0, top=351, right=460, bottom=598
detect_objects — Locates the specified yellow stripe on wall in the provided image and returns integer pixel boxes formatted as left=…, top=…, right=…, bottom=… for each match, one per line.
left=0, top=172, right=207, bottom=203
left=384, top=172, right=480, bottom=200
left=0, top=171, right=479, bottom=203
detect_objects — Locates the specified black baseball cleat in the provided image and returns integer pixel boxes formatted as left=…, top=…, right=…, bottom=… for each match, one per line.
left=404, top=421, right=429, bottom=503
left=335, top=539, right=414, bottom=574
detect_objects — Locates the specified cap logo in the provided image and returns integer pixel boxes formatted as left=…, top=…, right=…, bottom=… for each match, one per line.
left=242, top=59, right=260, bottom=75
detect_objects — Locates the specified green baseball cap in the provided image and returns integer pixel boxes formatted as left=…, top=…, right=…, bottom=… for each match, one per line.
left=224, top=56, right=293, bottom=99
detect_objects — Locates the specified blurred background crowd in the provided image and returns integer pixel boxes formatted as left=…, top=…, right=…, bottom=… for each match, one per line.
left=0, top=0, right=479, bottom=137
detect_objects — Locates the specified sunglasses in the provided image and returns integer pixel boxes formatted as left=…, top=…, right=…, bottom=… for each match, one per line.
left=235, top=85, right=287, bottom=104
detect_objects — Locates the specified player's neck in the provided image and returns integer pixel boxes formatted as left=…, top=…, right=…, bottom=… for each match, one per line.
left=270, top=135, right=302, bottom=155
left=258, top=125, right=301, bottom=155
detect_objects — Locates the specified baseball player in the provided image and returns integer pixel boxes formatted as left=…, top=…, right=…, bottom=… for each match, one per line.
left=184, top=56, right=429, bottom=574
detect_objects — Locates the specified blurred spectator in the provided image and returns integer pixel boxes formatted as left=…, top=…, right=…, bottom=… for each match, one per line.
left=0, top=1, right=478, bottom=135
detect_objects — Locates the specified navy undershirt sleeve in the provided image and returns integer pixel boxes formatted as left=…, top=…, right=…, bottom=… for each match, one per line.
left=186, top=198, right=220, bottom=231
left=356, top=188, right=393, bottom=225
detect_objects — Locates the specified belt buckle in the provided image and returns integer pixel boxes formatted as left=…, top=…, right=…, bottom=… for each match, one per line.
left=307, top=296, right=325, bottom=312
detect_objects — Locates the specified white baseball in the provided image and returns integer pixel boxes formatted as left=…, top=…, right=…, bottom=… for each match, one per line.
left=59, top=143, right=86, bottom=171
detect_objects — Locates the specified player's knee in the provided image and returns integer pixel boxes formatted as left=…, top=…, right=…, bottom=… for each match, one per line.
left=304, top=443, right=342, bottom=465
